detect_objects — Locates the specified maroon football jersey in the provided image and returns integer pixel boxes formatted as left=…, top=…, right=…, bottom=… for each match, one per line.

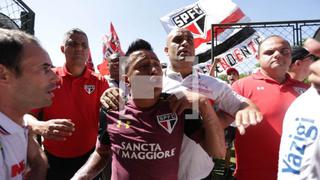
left=103, top=99, right=186, bottom=180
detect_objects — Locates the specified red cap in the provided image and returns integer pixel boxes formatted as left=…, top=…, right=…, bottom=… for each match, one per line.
left=226, top=67, right=239, bottom=76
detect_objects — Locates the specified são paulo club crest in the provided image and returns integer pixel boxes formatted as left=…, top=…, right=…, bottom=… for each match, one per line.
left=84, top=85, right=95, bottom=94
left=171, top=4, right=208, bottom=49
left=157, top=113, right=178, bottom=134
left=293, top=87, right=307, bottom=95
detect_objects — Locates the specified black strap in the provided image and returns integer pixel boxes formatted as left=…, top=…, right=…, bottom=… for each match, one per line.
left=99, top=107, right=111, bottom=145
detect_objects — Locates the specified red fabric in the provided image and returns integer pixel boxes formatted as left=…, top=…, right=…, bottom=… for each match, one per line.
left=99, top=22, right=124, bottom=75
left=97, top=60, right=109, bottom=76
left=102, top=22, right=124, bottom=59
left=231, top=70, right=310, bottom=180
left=32, top=66, right=109, bottom=158
left=192, top=8, right=245, bottom=49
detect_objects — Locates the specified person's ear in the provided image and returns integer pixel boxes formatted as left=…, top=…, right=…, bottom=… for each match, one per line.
left=122, top=74, right=130, bottom=87
left=295, top=60, right=302, bottom=66
left=164, top=47, right=169, bottom=56
left=0, top=64, right=12, bottom=85
left=255, top=54, right=259, bottom=60
left=60, top=46, right=65, bottom=53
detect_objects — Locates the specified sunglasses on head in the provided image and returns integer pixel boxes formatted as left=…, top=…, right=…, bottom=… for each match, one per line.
left=304, top=54, right=319, bottom=61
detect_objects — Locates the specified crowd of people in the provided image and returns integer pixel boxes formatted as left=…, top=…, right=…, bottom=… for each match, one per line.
left=0, top=25, right=320, bottom=180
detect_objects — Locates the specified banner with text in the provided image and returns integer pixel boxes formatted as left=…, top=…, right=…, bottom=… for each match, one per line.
left=194, top=32, right=263, bottom=75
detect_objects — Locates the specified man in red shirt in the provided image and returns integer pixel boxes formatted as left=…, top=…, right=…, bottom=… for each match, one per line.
left=231, top=35, right=309, bottom=180
left=27, top=28, right=109, bottom=180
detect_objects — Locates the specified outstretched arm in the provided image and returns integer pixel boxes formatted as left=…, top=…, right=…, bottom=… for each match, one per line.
left=233, top=99, right=262, bottom=135
left=210, top=98, right=262, bottom=135
left=209, top=57, right=221, bottom=77
left=71, top=142, right=112, bottom=180
left=25, top=114, right=74, bottom=141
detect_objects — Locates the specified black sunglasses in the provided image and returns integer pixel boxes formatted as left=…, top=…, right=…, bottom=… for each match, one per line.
left=304, top=54, right=319, bottom=61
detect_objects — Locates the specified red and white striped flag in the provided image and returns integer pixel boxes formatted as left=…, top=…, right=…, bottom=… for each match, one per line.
left=98, top=22, right=124, bottom=75
left=160, top=0, right=250, bottom=55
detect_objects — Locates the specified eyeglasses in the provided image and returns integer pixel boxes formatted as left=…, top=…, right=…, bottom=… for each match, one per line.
left=304, top=54, right=319, bottom=61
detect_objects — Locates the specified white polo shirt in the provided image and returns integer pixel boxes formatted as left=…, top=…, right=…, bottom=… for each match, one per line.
left=278, top=87, right=320, bottom=180
left=163, top=67, right=244, bottom=180
left=0, top=112, right=28, bottom=180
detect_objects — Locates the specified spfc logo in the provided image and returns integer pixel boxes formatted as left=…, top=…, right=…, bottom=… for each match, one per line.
left=293, top=87, right=307, bottom=95
left=157, top=113, right=178, bottom=134
left=84, top=85, right=95, bottom=94
left=171, top=4, right=206, bottom=37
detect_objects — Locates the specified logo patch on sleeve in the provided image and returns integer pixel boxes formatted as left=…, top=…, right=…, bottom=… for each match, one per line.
left=157, top=113, right=178, bottom=134
left=84, top=85, right=95, bottom=94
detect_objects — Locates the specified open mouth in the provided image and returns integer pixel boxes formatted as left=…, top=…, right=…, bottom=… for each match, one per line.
left=47, top=85, right=58, bottom=98
left=178, top=50, right=190, bottom=56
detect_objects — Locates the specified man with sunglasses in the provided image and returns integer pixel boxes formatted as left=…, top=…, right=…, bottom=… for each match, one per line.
left=278, top=38, right=320, bottom=180
left=288, top=46, right=318, bottom=82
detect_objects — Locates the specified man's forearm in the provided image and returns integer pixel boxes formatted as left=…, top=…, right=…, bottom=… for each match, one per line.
left=24, top=114, right=45, bottom=135
left=199, top=99, right=226, bottom=158
left=27, top=134, right=48, bottom=180
left=72, top=148, right=111, bottom=179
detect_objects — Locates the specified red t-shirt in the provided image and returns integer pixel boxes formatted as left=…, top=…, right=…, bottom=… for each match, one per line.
left=231, top=70, right=309, bottom=180
left=32, top=66, right=109, bottom=158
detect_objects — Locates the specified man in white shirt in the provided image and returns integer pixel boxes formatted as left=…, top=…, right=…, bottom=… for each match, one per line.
left=163, top=28, right=262, bottom=180
left=0, top=28, right=58, bottom=180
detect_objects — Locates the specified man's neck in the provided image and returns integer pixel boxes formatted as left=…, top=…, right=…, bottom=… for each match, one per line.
left=170, top=64, right=192, bottom=78
left=132, top=97, right=160, bottom=109
left=260, top=69, right=287, bottom=83
left=0, top=101, right=25, bottom=126
left=66, top=63, right=86, bottom=77
left=288, top=71, right=304, bottom=82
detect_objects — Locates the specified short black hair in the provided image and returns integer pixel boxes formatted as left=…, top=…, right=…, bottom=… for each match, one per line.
left=125, top=39, right=153, bottom=56
left=0, top=28, right=40, bottom=76
left=62, top=28, right=88, bottom=45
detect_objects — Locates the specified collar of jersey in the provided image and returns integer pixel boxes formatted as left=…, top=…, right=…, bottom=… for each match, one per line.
left=55, top=65, right=92, bottom=79
left=166, top=66, right=199, bottom=80
left=252, top=69, right=293, bottom=84
left=0, top=112, right=27, bottom=135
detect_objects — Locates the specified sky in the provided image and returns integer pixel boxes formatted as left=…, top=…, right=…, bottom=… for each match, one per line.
left=22, top=0, right=320, bottom=70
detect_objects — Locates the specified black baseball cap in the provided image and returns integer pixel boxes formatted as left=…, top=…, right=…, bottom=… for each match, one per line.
left=291, top=47, right=310, bottom=64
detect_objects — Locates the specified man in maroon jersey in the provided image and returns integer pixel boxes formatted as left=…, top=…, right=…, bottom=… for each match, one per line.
left=72, top=40, right=225, bottom=180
